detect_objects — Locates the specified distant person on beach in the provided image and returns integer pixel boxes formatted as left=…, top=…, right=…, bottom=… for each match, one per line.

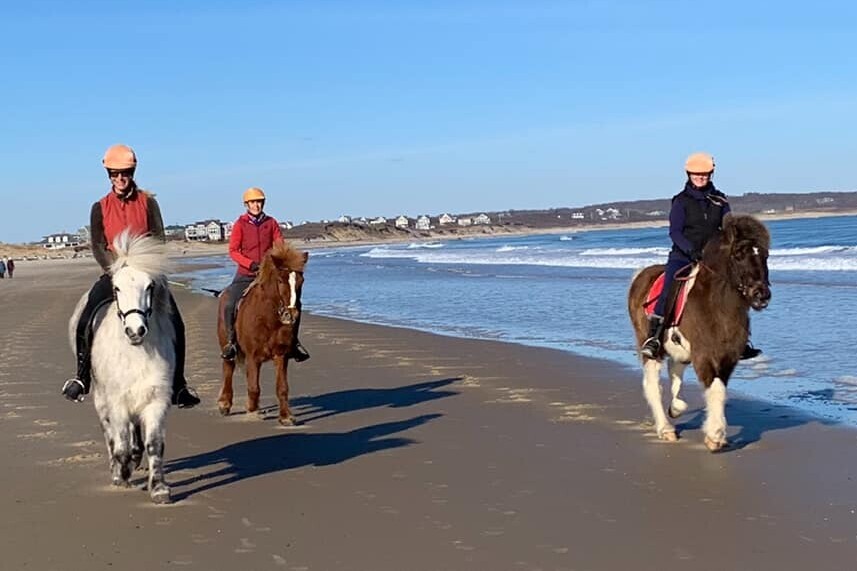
left=640, top=152, right=762, bottom=360
left=61, top=144, right=201, bottom=408
left=6, top=258, right=14, bottom=278
left=0, top=258, right=6, bottom=279
left=219, top=187, right=310, bottom=362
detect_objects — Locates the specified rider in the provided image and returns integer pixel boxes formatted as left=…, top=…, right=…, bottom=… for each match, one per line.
left=219, top=187, right=310, bottom=362
left=640, top=152, right=762, bottom=360
left=61, top=144, right=201, bottom=408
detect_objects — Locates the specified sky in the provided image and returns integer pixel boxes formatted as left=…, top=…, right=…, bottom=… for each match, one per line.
left=1, top=0, right=856, bottom=243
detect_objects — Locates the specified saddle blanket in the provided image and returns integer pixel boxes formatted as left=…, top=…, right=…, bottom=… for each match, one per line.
left=643, top=265, right=699, bottom=326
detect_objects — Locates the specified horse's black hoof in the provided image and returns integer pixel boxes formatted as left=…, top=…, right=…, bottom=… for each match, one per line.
left=150, top=484, right=171, bottom=504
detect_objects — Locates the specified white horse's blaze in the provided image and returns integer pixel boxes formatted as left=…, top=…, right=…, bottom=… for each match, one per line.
left=703, top=378, right=728, bottom=447
left=287, top=271, right=298, bottom=310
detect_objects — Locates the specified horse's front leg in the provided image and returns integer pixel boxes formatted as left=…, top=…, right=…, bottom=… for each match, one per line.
left=694, top=360, right=730, bottom=452
left=218, top=358, right=236, bottom=416
left=642, top=358, right=676, bottom=441
left=245, top=359, right=262, bottom=413
left=106, top=416, right=133, bottom=487
left=273, top=355, right=296, bottom=426
left=141, top=403, right=170, bottom=504
left=667, top=359, right=689, bottom=419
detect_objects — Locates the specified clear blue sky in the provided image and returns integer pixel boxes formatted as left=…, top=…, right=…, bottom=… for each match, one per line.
left=2, top=1, right=855, bottom=243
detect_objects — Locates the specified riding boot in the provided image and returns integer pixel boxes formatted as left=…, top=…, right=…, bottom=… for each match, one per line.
left=640, top=316, right=665, bottom=359
left=740, top=342, right=762, bottom=360
left=221, top=299, right=238, bottom=361
left=168, top=295, right=200, bottom=409
left=63, top=274, right=112, bottom=403
left=62, top=352, right=91, bottom=403
left=291, top=339, right=311, bottom=363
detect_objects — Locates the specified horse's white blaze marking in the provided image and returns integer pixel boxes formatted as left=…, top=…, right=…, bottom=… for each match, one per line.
left=752, top=246, right=759, bottom=255
left=642, top=359, right=672, bottom=438
left=703, top=378, right=728, bottom=444
left=287, top=272, right=297, bottom=309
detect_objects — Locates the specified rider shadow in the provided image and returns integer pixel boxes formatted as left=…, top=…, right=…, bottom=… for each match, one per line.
left=166, top=413, right=442, bottom=502
left=254, top=377, right=461, bottom=423
left=674, top=394, right=839, bottom=452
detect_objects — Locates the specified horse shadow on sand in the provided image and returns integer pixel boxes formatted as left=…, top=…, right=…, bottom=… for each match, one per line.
left=674, top=390, right=840, bottom=452
left=253, top=377, right=461, bottom=423
left=166, top=378, right=460, bottom=501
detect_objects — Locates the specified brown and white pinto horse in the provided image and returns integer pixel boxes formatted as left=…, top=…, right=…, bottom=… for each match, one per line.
left=628, top=214, right=771, bottom=451
left=217, top=242, right=308, bottom=425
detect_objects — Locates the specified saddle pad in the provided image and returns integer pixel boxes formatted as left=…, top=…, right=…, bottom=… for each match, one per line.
left=643, top=265, right=699, bottom=326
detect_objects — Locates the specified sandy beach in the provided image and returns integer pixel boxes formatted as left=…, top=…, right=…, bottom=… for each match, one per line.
left=1, top=259, right=856, bottom=570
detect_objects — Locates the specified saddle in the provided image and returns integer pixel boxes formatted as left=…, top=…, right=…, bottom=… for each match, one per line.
left=643, top=265, right=700, bottom=326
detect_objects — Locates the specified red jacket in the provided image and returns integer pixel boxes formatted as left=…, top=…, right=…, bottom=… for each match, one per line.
left=229, top=213, right=283, bottom=276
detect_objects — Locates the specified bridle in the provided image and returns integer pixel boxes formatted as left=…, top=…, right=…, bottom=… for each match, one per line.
left=275, top=270, right=303, bottom=325
left=113, top=283, right=154, bottom=325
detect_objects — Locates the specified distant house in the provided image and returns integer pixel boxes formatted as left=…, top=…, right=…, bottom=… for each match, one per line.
left=221, top=221, right=233, bottom=240
left=369, top=216, right=387, bottom=226
left=353, top=217, right=368, bottom=226
left=571, top=212, right=585, bottom=220
left=338, top=215, right=352, bottom=224
left=164, top=224, right=185, bottom=238
left=457, top=217, right=473, bottom=227
left=474, top=213, right=491, bottom=225
left=595, top=208, right=620, bottom=220
left=438, top=213, right=456, bottom=225
left=77, top=226, right=91, bottom=243
left=395, top=215, right=410, bottom=229
left=280, top=221, right=294, bottom=231
left=184, top=219, right=229, bottom=241
left=415, top=215, right=431, bottom=230
left=41, top=232, right=81, bottom=249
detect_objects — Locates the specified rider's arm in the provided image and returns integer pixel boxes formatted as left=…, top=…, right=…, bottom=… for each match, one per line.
left=668, top=199, right=694, bottom=257
left=145, top=194, right=166, bottom=243
left=272, top=219, right=284, bottom=245
left=89, top=202, right=114, bottom=272
left=228, top=221, right=255, bottom=271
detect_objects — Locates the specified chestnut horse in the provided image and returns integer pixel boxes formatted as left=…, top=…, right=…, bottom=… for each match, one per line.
left=627, top=214, right=771, bottom=451
left=217, top=242, right=308, bottom=425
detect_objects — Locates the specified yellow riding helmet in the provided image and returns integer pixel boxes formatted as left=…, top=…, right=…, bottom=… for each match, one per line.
left=243, top=187, right=266, bottom=203
left=103, top=144, right=137, bottom=170
left=685, top=152, right=715, bottom=174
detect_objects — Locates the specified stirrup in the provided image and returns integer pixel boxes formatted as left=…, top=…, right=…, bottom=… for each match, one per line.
left=740, top=343, right=762, bottom=360
left=292, top=343, right=310, bottom=363
left=640, top=337, right=661, bottom=359
left=61, top=378, right=87, bottom=403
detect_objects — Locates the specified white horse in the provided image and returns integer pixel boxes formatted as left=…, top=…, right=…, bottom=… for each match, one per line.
left=68, top=231, right=175, bottom=503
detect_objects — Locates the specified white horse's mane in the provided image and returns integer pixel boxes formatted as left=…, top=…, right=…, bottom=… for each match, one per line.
left=109, top=230, right=172, bottom=277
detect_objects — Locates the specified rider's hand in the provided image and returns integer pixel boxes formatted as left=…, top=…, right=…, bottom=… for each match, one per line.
left=249, top=262, right=260, bottom=273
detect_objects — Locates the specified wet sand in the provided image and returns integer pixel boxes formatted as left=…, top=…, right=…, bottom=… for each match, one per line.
left=0, top=260, right=856, bottom=570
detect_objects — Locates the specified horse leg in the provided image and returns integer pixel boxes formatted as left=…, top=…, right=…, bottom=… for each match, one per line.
left=107, top=416, right=133, bottom=487
left=642, top=358, right=676, bottom=441
left=694, top=361, right=729, bottom=452
left=141, top=403, right=170, bottom=504
left=245, top=359, right=262, bottom=413
left=218, top=358, right=236, bottom=416
left=131, top=422, right=144, bottom=470
left=667, top=359, right=689, bottom=419
left=273, top=355, right=296, bottom=426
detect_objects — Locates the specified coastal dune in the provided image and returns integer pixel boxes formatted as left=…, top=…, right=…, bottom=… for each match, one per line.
left=0, top=260, right=855, bottom=569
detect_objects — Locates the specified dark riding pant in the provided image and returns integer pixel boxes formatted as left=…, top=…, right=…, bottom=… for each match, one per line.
left=653, top=258, right=691, bottom=318
left=74, top=274, right=188, bottom=395
left=223, top=274, right=255, bottom=344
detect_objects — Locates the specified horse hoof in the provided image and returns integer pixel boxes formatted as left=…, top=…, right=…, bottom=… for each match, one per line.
left=659, top=430, right=678, bottom=442
left=278, top=416, right=297, bottom=427
left=112, top=477, right=131, bottom=488
left=218, top=405, right=230, bottom=416
left=704, top=436, right=726, bottom=452
left=150, top=484, right=171, bottom=504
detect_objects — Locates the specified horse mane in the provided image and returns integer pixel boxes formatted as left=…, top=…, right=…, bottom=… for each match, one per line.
left=722, top=213, right=771, bottom=249
left=109, top=230, right=172, bottom=277
left=256, top=241, right=308, bottom=284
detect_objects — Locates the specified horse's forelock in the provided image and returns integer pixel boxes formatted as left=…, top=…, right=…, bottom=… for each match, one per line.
left=259, top=242, right=307, bottom=281
left=109, top=230, right=171, bottom=278
left=722, top=214, right=771, bottom=249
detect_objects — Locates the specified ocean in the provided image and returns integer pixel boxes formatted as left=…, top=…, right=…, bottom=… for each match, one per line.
left=179, top=215, right=857, bottom=427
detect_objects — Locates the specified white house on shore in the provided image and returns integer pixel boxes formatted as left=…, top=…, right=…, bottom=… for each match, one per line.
left=474, top=213, right=491, bottom=225
left=438, top=213, right=456, bottom=225
left=457, top=217, right=472, bottom=227
left=415, top=215, right=431, bottom=230
left=369, top=216, right=387, bottom=226
left=338, top=215, right=352, bottom=224
left=184, top=219, right=232, bottom=241
left=41, top=232, right=81, bottom=249
left=395, top=215, right=410, bottom=229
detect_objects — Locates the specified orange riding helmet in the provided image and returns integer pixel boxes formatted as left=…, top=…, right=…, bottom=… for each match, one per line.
left=685, top=152, right=715, bottom=174
left=243, top=187, right=266, bottom=203
left=103, top=144, right=138, bottom=170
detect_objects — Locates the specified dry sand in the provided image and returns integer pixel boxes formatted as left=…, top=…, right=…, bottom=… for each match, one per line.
left=0, top=260, right=856, bottom=570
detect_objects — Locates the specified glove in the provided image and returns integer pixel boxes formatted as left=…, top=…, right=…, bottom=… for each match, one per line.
left=249, top=262, right=260, bottom=273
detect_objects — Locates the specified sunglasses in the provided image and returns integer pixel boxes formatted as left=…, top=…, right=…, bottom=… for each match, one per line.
left=107, top=168, right=135, bottom=178
left=688, top=172, right=712, bottom=177
left=245, top=199, right=264, bottom=205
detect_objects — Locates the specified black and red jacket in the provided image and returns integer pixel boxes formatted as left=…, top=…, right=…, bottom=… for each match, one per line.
left=90, top=186, right=165, bottom=272
left=229, top=213, right=283, bottom=276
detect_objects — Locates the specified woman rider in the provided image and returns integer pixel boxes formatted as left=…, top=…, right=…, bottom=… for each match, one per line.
left=640, top=152, right=762, bottom=360
left=61, top=144, right=201, bottom=408
left=219, top=187, right=310, bottom=362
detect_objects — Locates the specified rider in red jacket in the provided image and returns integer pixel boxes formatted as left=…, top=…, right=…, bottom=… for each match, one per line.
left=61, top=144, right=200, bottom=407
left=220, top=187, right=310, bottom=362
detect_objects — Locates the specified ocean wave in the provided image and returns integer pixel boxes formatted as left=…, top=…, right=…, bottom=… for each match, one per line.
left=771, top=245, right=857, bottom=256
left=406, top=242, right=444, bottom=249
left=579, top=247, right=670, bottom=256
left=496, top=245, right=531, bottom=252
left=559, top=235, right=577, bottom=241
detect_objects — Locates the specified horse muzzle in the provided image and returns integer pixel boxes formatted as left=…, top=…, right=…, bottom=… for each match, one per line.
left=749, top=286, right=771, bottom=311
left=124, top=324, right=148, bottom=345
